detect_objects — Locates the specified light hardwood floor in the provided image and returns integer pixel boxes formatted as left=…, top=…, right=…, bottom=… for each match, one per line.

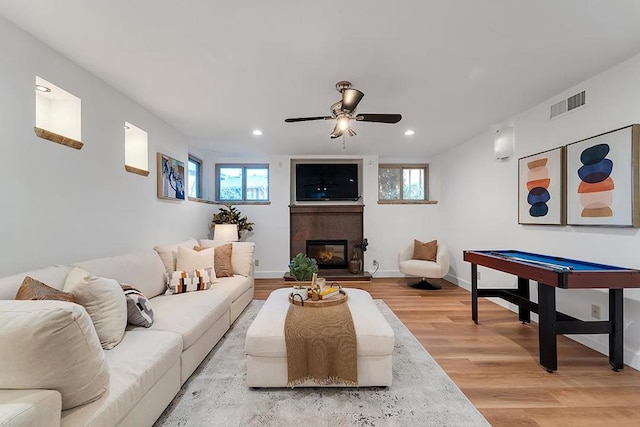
left=254, top=277, right=640, bottom=426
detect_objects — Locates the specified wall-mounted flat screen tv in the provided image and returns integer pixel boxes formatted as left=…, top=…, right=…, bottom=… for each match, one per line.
left=295, top=163, right=359, bottom=201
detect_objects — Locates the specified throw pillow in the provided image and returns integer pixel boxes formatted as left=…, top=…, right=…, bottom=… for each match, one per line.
left=121, top=284, right=154, bottom=327
left=15, top=276, right=76, bottom=302
left=413, top=239, right=438, bottom=262
left=0, top=300, right=110, bottom=410
left=214, top=243, right=234, bottom=278
left=153, top=238, right=199, bottom=272
left=198, top=240, right=255, bottom=277
left=63, top=267, right=127, bottom=350
left=165, top=268, right=214, bottom=294
left=176, top=245, right=214, bottom=271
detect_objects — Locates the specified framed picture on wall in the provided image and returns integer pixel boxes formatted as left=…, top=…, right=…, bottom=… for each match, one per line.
left=518, top=147, right=565, bottom=225
left=566, top=124, right=640, bottom=227
left=157, top=152, right=185, bottom=201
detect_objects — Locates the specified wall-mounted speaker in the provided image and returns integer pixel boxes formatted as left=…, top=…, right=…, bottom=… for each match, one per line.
left=494, top=126, right=514, bottom=160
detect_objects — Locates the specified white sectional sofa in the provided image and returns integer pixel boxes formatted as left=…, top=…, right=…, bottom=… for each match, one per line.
left=0, top=239, right=255, bottom=427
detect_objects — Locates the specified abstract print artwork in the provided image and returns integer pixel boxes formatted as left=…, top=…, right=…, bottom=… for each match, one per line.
left=566, top=124, right=639, bottom=227
left=157, top=153, right=185, bottom=200
left=518, top=147, right=565, bottom=225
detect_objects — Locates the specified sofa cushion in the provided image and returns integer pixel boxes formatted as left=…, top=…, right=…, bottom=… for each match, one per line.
left=60, top=329, right=182, bottom=426
left=199, top=240, right=255, bottom=277
left=0, top=265, right=70, bottom=300
left=212, top=275, right=252, bottom=304
left=149, top=289, right=231, bottom=349
left=0, top=389, right=62, bottom=427
left=153, top=239, right=199, bottom=273
left=15, top=276, right=75, bottom=302
left=0, top=300, right=110, bottom=410
left=63, top=267, right=127, bottom=350
left=73, top=250, right=167, bottom=300
left=121, top=285, right=154, bottom=327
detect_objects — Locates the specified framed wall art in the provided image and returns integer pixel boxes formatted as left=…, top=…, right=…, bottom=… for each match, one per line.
left=518, top=147, right=565, bottom=225
left=157, top=152, right=185, bottom=201
left=565, top=124, right=639, bottom=227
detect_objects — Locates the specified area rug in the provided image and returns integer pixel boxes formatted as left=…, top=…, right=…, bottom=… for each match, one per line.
left=155, top=300, right=489, bottom=426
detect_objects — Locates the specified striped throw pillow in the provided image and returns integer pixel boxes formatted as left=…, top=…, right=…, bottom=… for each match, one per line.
left=121, top=284, right=154, bottom=327
left=165, top=268, right=213, bottom=294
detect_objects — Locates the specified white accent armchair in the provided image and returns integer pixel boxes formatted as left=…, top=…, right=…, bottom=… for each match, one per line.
left=398, top=241, right=450, bottom=290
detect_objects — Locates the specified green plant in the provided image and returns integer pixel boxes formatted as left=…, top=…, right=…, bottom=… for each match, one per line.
left=209, top=204, right=254, bottom=238
left=289, top=253, right=319, bottom=282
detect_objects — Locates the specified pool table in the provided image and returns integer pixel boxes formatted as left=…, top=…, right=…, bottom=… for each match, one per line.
left=463, top=249, right=640, bottom=372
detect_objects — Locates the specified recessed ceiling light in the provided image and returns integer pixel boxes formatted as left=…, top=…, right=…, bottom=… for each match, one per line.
left=404, top=130, right=415, bottom=136
left=35, top=84, right=51, bottom=92
left=252, top=129, right=263, bottom=136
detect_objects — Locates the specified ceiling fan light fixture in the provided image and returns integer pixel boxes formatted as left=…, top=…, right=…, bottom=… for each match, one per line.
left=338, top=116, right=349, bottom=131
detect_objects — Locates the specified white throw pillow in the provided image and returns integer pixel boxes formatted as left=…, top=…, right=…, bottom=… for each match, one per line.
left=0, top=300, right=110, bottom=410
left=63, top=267, right=127, bottom=350
left=153, top=238, right=199, bottom=272
left=176, top=245, right=215, bottom=271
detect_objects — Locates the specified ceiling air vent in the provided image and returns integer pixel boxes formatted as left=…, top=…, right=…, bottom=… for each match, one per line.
left=550, top=90, right=586, bottom=119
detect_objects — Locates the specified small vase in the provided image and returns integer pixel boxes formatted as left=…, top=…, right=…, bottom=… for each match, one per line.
left=348, top=250, right=362, bottom=274
left=292, top=282, right=311, bottom=300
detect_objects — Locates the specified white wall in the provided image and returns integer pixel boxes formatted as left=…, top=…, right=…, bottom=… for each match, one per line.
left=207, top=154, right=442, bottom=278
left=0, top=16, right=213, bottom=276
left=437, top=52, right=640, bottom=370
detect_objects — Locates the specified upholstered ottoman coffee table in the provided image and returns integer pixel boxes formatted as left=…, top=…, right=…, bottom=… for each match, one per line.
left=245, top=287, right=394, bottom=387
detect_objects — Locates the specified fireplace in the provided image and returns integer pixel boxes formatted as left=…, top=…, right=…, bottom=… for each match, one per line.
left=306, top=240, right=348, bottom=269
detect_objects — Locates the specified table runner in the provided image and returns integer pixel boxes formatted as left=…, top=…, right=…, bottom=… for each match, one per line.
left=284, top=301, right=357, bottom=387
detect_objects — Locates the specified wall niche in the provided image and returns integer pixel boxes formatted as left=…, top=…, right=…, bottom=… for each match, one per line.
left=34, top=76, right=82, bottom=149
left=124, top=122, right=149, bottom=176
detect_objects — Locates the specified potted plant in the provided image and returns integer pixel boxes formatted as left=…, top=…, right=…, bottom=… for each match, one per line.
left=209, top=204, right=255, bottom=240
left=289, top=253, right=319, bottom=300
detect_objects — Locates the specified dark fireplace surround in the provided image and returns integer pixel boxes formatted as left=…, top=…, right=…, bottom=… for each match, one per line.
left=290, top=205, right=364, bottom=272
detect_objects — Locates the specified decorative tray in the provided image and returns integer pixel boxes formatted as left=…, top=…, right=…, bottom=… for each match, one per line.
left=288, top=289, right=348, bottom=307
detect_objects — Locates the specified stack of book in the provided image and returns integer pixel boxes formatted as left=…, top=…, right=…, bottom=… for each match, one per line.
left=318, top=287, right=341, bottom=300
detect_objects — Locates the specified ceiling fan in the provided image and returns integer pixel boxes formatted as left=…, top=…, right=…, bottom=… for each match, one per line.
left=284, top=81, right=402, bottom=148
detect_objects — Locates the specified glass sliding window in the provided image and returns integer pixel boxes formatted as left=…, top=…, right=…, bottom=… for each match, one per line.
left=403, top=167, right=425, bottom=200
left=245, top=167, right=269, bottom=201
left=216, top=164, right=269, bottom=202
left=378, top=164, right=428, bottom=202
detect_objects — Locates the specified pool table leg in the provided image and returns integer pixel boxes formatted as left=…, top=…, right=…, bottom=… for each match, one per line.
left=471, top=264, right=478, bottom=324
left=609, top=288, right=624, bottom=371
left=537, top=283, right=557, bottom=372
left=517, top=277, right=530, bottom=324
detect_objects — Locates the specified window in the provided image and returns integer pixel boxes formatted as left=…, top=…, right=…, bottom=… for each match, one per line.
left=378, top=164, right=429, bottom=202
left=188, top=156, right=203, bottom=199
left=216, top=164, right=269, bottom=202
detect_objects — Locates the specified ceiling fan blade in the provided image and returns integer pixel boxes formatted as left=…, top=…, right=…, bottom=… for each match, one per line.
left=285, top=116, right=332, bottom=123
left=341, top=88, right=364, bottom=113
left=355, top=113, right=402, bottom=123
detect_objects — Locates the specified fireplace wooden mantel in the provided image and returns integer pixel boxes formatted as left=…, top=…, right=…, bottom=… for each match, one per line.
left=289, top=204, right=364, bottom=262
